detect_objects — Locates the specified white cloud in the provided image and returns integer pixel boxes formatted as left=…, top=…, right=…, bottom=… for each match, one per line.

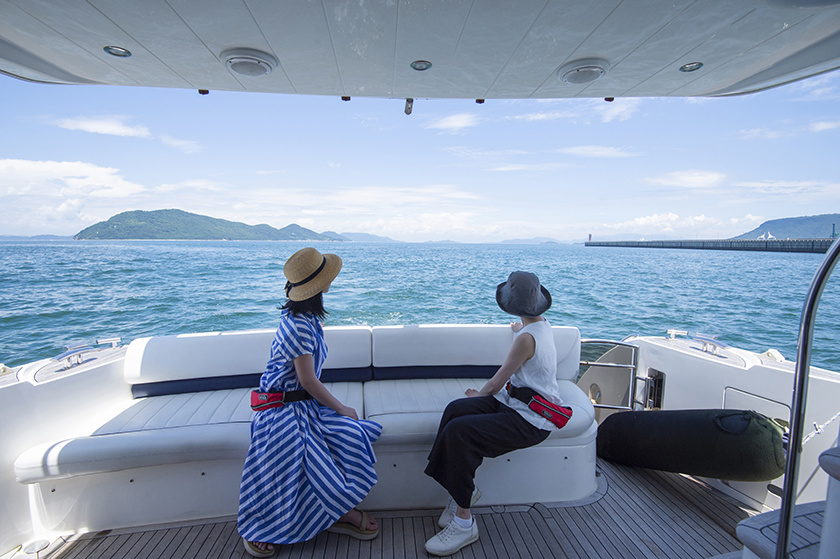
left=247, top=184, right=481, bottom=218
left=200, top=183, right=490, bottom=241
left=810, top=120, right=840, bottom=133
left=52, top=115, right=203, bottom=153
left=492, top=163, right=568, bottom=172
left=511, top=110, right=578, bottom=122
left=0, top=159, right=145, bottom=198
left=511, top=98, right=641, bottom=124
left=740, top=127, right=785, bottom=140
left=159, top=134, right=203, bottom=154
left=156, top=179, right=228, bottom=193
left=557, top=145, right=636, bottom=158
left=592, top=97, right=642, bottom=122
left=731, top=214, right=764, bottom=228
left=425, top=113, right=480, bottom=133
left=255, top=169, right=287, bottom=176
left=444, top=147, right=528, bottom=158
left=645, top=170, right=727, bottom=190
left=788, top=74, right=840, bottom=101
left=600, top=212, right=761, bottom=238
left=53, top=116, right=151, bottom=138
left=604, top=212, right=681, bottom=231
left=733, top=179, right=835, bottom=196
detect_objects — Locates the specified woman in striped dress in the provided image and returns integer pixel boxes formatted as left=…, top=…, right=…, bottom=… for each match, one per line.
left=238, top=247, right=382, bottom=557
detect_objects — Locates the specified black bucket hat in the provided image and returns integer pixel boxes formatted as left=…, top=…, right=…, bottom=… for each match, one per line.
left=495, top=271, right=552, bottom=317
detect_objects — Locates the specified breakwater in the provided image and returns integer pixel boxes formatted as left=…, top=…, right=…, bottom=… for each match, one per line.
left=585, top=238, right=835, bottom=254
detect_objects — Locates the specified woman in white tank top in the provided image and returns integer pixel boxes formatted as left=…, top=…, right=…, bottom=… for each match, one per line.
left=424, top=271, right=567, bottom=557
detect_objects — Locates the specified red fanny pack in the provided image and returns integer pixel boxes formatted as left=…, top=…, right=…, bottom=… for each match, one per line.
left=250, top=389, right=312, bottom=411
left=527, top=394, right=573, bottom=429
left=506, top=382, right=573, bottom=429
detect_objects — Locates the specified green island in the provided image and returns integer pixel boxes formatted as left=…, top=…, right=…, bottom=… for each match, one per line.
left=73, top=209, right=343, bottom=241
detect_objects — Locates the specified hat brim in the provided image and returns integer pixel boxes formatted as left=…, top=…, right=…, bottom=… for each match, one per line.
left=495, top=281, right=552, bottom=317
left=287, top=253, right=342, bottom=301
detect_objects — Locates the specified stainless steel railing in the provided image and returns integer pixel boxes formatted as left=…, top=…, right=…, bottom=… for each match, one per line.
left=776, top=236, right=840, bottom=559
left=580, top=339, right=639, bottom=411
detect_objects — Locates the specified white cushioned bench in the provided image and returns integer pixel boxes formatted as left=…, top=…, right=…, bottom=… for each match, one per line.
left=14, top=324, right=597, bottom=524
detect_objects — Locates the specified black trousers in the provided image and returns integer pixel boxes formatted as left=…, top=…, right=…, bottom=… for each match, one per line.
left=424, top=396, right=551, bottom=509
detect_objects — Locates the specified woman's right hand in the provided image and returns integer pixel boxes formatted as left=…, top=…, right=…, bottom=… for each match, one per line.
left=338, top=405, right=359, bottom=421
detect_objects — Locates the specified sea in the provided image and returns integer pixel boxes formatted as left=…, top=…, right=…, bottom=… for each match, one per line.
left=1, top=240, right=839, bottom=372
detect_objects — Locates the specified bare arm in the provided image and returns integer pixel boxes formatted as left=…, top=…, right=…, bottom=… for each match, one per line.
left=294, top=354, right=358, bottom=420
left=466, top=331, right=535, bottom=397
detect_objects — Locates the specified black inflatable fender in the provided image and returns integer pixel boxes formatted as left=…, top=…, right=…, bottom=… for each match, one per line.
left=596, top=409, right=786, bottom=482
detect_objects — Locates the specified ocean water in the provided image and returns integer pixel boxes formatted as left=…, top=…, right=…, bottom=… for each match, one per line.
left=1, top=240, right=839, bottom=371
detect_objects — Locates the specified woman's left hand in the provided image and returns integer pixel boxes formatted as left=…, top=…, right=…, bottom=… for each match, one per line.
left=465, top=388, right=482, bottom=398
left=337, top=405, right=359, bottom=421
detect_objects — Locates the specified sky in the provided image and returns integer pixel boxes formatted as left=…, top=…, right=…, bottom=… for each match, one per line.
left=1, top=70, right=839, bottom=243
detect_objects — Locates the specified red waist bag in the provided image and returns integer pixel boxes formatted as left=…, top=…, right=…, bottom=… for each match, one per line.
left=506, top=382, right=573, bottom=429
left=527, top=394, right=573, bottom=429
left=251, top=391, right=287, bottom=411
left=250, top=389, right=312, bottom=411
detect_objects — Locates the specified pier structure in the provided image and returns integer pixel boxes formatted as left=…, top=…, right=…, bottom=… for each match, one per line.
left=585, top=239, right=833, bottom=254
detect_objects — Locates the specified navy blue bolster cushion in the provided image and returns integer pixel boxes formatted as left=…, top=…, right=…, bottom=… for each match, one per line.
left=131, top=367, right=373, bottom=398
left=372, top=364, right=499, bottom=380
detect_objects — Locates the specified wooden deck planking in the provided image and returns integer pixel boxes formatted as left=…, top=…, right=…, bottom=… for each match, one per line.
left=585, top=461, right=745, bottom=558
left=49, top=459, right=757, bottom=559
left=596, top=462, right=706, bottom=558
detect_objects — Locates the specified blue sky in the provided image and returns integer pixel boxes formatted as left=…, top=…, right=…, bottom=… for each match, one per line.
left=1, top=71, right=839, bottom=243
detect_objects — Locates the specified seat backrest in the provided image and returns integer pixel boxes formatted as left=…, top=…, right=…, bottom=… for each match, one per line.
left=372, top=324, right=580, bottom=381
left=124, top=326, right=373, bottom=397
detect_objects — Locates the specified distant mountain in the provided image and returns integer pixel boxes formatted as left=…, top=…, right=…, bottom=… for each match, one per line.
left=74, top=210, right=336, bottom=241
left=320, top=231, right=351, bottom=241
left=500, top=237, right=563, bottom=244
left=0, top=235, right=72, bottom=241
left=339, top=232, right=402, bottom=243
left=732, top=214, right=840, bottom=240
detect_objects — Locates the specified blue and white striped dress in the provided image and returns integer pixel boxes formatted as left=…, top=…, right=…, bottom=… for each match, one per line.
left=238, top=310, right=382, bottom=544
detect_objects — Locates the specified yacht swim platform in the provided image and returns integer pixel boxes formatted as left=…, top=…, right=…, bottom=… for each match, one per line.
left=44, top=458, right=758, bottom=559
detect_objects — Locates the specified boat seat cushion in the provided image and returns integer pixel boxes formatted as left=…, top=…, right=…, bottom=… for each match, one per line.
left=365, top=378, right=596, bottom=447
left=14, top=383, right=362, bottom=484
left=371, top=324, right=581, bottom=380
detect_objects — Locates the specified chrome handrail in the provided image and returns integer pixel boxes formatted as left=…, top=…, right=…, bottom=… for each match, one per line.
left=776, top=236, right=840, bottom=559
left=580, top=339, right=639, bottom=411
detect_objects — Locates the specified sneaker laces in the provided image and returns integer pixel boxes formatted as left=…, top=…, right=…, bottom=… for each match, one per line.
left=436, top=520, right=471, bottom=544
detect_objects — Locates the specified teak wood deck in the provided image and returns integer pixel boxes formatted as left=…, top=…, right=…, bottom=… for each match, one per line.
left=47, top=458, right=757, bottom=559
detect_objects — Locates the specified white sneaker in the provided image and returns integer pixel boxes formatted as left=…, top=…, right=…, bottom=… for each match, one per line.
left=437, top=487, right=482, bottom=528
left=424, top=519, right=479, bottom=556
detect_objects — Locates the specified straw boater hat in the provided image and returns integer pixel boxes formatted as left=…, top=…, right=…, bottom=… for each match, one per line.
left=496, top=271, right=552, bottom=318
left=283, top=247, right=342, bottom=302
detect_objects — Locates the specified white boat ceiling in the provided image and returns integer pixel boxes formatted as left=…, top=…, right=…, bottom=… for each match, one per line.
left=1, top=0, right=840, bottom=99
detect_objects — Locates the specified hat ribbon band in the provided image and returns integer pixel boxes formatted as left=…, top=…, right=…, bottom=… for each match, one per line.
left=285, top=256, right=327, bottom=296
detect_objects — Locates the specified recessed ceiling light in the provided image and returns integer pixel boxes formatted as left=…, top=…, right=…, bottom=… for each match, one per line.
left=558, top=58, right=609, bottom=85
left=103, top=46, right=131, bottom=58
left=410, top=60, right=432, bottom=71
left=679, top=61, right=704, bottom=73
left=221, top=48, right=277, bottom=77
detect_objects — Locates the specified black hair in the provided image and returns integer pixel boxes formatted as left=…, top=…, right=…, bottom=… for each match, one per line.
left=280, top=292, right=328, bottom=320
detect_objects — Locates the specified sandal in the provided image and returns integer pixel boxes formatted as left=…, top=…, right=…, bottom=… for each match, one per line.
left=242, top=538, right=275, bottom=557
left=327, top=509, right=380, bottom=540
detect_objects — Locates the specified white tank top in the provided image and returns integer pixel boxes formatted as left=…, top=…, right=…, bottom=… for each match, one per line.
left=494, top=319, right=561, bottom=430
